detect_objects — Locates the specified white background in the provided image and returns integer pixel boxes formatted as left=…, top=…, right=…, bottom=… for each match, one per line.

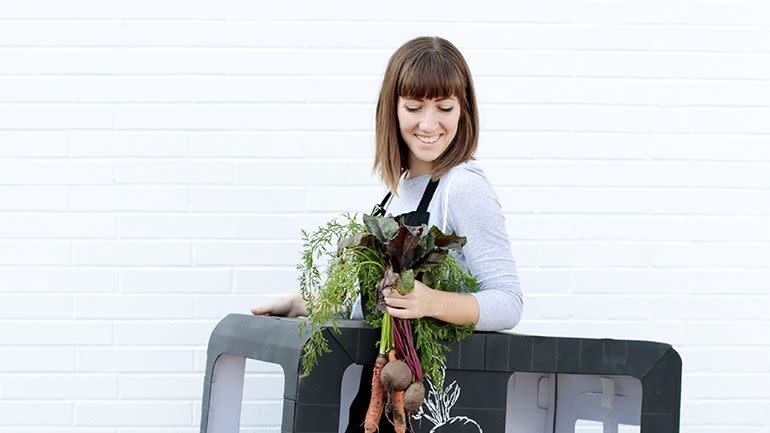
left=1, top=1, right=769, bottom=431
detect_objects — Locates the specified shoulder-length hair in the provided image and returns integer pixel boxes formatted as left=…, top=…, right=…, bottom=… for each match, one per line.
left=373, top=36, right=479, bottom=195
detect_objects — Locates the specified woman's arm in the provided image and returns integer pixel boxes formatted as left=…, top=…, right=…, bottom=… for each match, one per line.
left=426, top=288, right=480, bottom=326
left=445, top=168, right=524, bottom=332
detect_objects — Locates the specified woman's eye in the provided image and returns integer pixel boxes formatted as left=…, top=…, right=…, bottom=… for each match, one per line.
left=405, top=107, right=454, bottom=112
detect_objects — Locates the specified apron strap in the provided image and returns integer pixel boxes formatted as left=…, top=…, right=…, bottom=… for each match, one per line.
left=372, top=191, right=392, bottom=217
left=416, top=178, right=440, bottom=214
left=372, top=177, right=440, bottom=220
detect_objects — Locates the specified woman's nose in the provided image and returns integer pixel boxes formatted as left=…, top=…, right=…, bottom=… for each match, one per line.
left=418, top=108, right=440, bottom=131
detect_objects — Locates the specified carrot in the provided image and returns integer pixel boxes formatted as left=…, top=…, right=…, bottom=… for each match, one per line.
left=387, top=348, right=397, bottom=362
left=388, top=349, right=407, bottom=433
left=364, top=354, right=388, bottom=433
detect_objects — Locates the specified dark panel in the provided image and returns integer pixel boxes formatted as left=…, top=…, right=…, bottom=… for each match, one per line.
left=281, top=398, right=295, bottom=433
left=507, top=335, right=534, bottom=371
left=640, top=412, right=679, bottom=433
left=294, top=403, right=340, bottom=433
left=458, top=334, right=486, bottom=370
left=484, top=333, right=509, bottom=370
left=602, top=339, right=628, bottom=374
left=296, top=328, right=352, bottom=405
left=444, top=339, right=462, bottom=369
left=628, top=340, right=671, bottom=378
left=447, top=370, right=509, bottom=411
left=580, top=338, right=604, bottom=374
left=641, top=349, right=682, bottom=418
left=556, top=338, right=581, bottom=372
left=532, top=337, right=558, bottom=371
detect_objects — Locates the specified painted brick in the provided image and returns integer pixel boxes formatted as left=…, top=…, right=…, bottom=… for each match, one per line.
left=1, top=3, right=768, bottom=431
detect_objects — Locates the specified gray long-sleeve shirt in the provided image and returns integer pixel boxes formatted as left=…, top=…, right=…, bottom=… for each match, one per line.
left=350, top=160, right=524, bottom=332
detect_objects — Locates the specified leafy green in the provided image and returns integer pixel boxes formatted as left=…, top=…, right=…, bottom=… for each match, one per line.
left=396, top=269, right=415, bottom=296
left=363, top=213, right=399, bottom=243
left=297, top=212, right=478, bottom=389
left=297, top=213, right=385, bottom=376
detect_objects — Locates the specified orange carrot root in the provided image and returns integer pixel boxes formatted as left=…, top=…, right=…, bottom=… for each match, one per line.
left=364, top=354, right=388, bottom=433
left=387, top=349, right=406, bottom=433
left=391, top=388, right=406, bottom=433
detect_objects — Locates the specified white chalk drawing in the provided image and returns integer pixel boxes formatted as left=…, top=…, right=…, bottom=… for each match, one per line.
left=412, top=365, right=483, bottom=433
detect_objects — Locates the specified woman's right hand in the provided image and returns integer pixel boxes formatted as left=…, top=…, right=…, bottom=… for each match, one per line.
left=251, top=292, right=308, bottom=318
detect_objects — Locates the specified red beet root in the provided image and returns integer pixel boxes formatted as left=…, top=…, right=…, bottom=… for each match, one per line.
left=380, top=359, right=412, bottom=391
left=403, top=381, right=425, bottom=411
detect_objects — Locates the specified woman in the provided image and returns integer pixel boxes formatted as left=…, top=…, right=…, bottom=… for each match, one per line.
left=252, top=35, right=522, bottom=333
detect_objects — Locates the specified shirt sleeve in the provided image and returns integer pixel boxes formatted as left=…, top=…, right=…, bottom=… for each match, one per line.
left=446, top=169, right=524, bottom=332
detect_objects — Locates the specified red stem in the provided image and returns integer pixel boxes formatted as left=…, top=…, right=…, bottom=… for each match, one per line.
left=392, top=317, right=423, bottom=382
left=402, top=319, right=423, bottom=382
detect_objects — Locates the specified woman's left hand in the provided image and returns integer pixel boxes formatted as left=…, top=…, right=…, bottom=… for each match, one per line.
left=383, top=280, right=435, bottom=319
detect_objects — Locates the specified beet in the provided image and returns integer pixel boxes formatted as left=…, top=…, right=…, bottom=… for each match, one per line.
left=379, top=359, right=412, bottom=391
left=403, top=381, right=425, bottom=411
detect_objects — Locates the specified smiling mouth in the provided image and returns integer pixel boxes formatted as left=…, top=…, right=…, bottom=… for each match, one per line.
left=415, top=134, right=442, bottom=144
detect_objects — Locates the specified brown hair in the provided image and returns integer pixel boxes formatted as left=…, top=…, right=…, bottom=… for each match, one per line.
left=373, top=36, right=479, bottom=195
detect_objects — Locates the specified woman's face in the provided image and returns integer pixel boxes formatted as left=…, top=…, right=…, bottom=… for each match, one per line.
left=397, top=95, right=461, bottom=177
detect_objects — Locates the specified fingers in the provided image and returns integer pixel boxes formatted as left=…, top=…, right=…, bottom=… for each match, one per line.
left=251, top=302, right=280, bottom=316
left=384, top=288, right=416, bottom=318
left=384, top=296, right=409, bottom=309
left=383, top=288, right=412, bottom=298
left=386, top=306, right=411, bottom=319
left=251, top=306, right=269, bottom=316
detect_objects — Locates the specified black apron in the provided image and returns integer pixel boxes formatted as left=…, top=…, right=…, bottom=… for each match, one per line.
left=345, top=177, right=440, bottom=433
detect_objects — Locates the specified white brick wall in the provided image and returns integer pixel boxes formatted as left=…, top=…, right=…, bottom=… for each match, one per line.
left=1, top=1, right=769, bottom=431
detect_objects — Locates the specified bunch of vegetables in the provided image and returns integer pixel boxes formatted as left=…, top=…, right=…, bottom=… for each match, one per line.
left=297, top=212, right=478, bottom=432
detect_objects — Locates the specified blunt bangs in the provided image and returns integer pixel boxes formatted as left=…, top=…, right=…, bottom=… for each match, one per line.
left=397, top=52, right=466, bottom=102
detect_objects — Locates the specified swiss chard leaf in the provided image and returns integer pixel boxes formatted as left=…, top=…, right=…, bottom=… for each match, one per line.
left=414, top=249, right=449, bottom=270
left=383, top=224, right=423, bottom=272
left=413, top=227, right=436, bottom=263
left=396, top=269, right=415, bottom=295
left=336, top=232, right=374, bottom=256
left=375, top=262, right=398, bottom=313
left=363, top=214, right=399, bottom=244
left=430, top=225, right=466, bottom=253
